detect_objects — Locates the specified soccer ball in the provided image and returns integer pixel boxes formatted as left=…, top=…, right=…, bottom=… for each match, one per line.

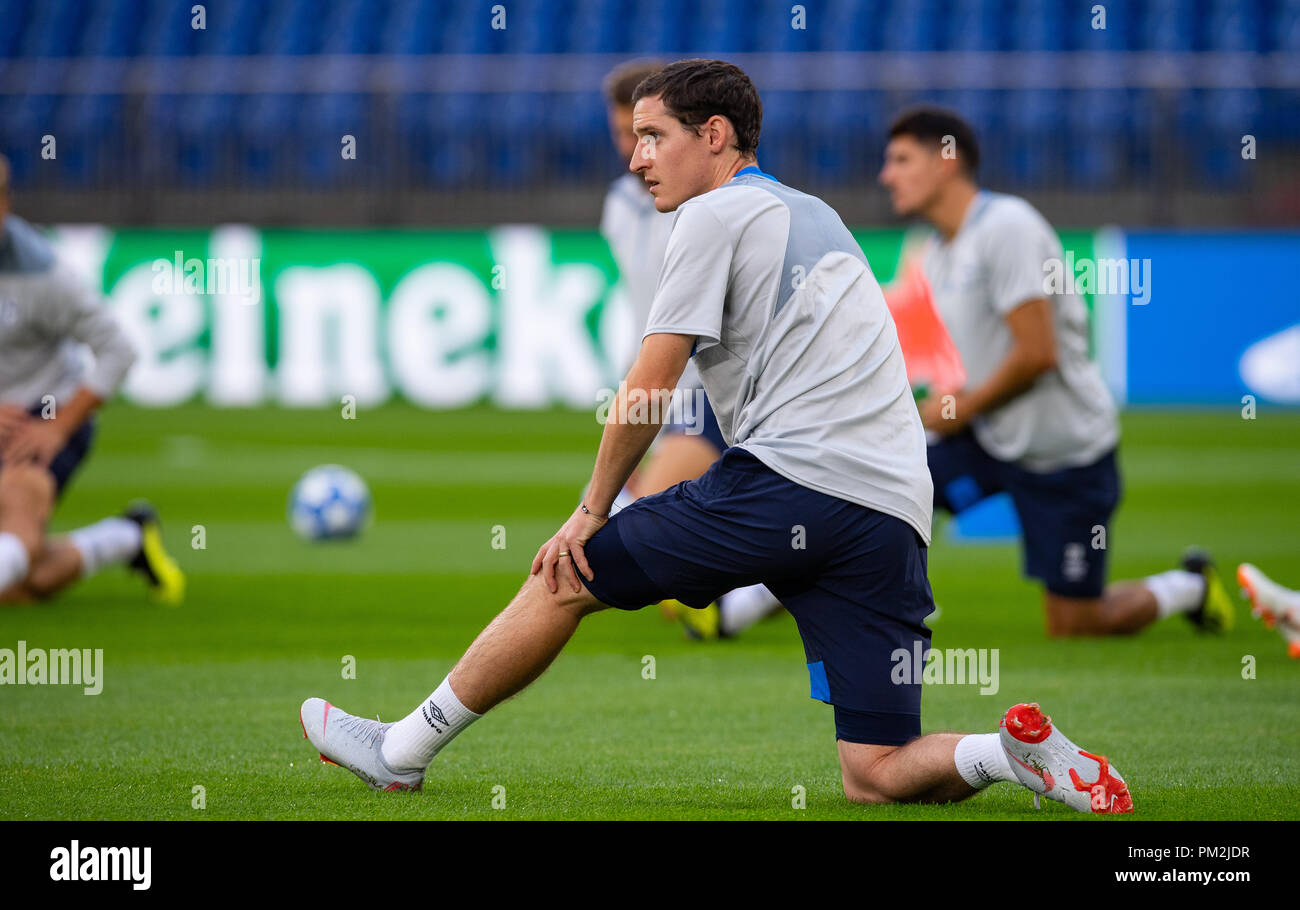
left=288, top=465, right=372, bottom=541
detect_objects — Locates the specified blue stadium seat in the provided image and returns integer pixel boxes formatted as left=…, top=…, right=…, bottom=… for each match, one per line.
left=138, top=0, right=201, bottom=55
left=1186, top=88, right=1261, bottom=184
left=2, top=94, right=59, bottom=185
left=1143, top=0, right=1197, bottom=52
left=1003, top=88, right=1065, bottom=186
left=879, top=0, right=941, bottom=52
left=1205, top=0, right=1264, bottom=52
left=0, top=0, right=1291, bottom=198
left=53, top=93, right=124, bottom=185
left=21, top=0, right=88, bottom=57
left=1007, top=0, right=1066, bottom=51
left=567, top=0, right=631, bottom=54
left=384, top=0, right=441, bottom=54
left=0, top=0, right=33, bottom=58
left=755, top=91, right=806, bottom=181
left=1274, top=0, right=1300, bottom=51
left=320, top=0, right=383, bottom=54
left=626, top=0, right=690, bottom=54
left=1067, top=88, right=1130, bottom=187
left=942, top=0, right=1003, bottom=52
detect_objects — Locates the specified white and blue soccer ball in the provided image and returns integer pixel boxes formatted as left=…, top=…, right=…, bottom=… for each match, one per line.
left=288, top=465, right=372, bottom=541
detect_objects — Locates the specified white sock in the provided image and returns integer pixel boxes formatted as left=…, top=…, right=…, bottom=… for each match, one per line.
left=68, top=517, right=141, bottom=578
left=1145, top=569, right=1205, bottom=618
left=0, top=532, right=30, bottom=590
left=953, top=732, right=1015, bottom=789
left=719, top=584, right=780, bottom=636
left=381, top=676, right=482, bottom=771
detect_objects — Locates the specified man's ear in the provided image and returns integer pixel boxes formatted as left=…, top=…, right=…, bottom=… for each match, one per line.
left=707, top=114, right=731, bottom=153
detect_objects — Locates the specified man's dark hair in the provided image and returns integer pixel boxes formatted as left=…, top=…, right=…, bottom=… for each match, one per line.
left=631, top=58, right=762, bottom=157
left=888, top=107, right=980, bottom=176
left=603, top=59, right=664, bottom=108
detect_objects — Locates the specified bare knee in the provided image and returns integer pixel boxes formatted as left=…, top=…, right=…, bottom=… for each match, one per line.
left=839, top=742, right=904, bottom=804
left=521, top=571, right=606, bottom=621
left=1045, top=592, right=1114, bottom=636
left=0, top=464, right=55, bottom=557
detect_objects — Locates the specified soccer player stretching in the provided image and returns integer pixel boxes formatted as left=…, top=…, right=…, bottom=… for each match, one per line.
left=879, top=108, right=1233, bottom=638
left=302, top=62, right=1132, bottom=813
left=0, top=155, right=184, bottom=606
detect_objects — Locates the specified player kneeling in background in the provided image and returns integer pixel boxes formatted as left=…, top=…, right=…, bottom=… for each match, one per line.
left=879, top=109, right=1233, bottom=638
left=0, top=155, right=184, bottom=606
left=302, top=60, right=1132, bottom=813
left=600, top=58, right=781, bottom=640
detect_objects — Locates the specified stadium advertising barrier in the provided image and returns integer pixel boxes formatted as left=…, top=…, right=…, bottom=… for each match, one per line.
left=47, top=226, right=1298, bottom=409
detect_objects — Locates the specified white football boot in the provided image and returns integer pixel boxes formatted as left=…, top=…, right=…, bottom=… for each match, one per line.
left=999, top=703, right=1134, bottom=814
left=299, top=698, right=424, bottom=792
left=1238, top=564, right=1300, bottom=659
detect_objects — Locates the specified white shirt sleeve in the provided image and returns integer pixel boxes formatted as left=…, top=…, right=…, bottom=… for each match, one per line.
left=984, top=210, right=1055, bottom=316
left=642, top=199, right=733, bottom=350
left=38, top=270, right=137, bottom=399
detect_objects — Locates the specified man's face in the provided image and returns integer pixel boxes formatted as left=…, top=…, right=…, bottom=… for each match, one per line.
left=878, top=134, right=948, bottom=217
left=630, top=94, right=715, bottom=213
left=607, top=103, right=638, bottom=165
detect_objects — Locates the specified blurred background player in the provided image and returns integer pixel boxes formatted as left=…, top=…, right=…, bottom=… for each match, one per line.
left=0, top=154, right=183, bottom=606
left=877, top=109, right=1233, bottom=638
left=1238, top=563, right=1300, bottom=657
left=600, top=60, right=780, bottom=640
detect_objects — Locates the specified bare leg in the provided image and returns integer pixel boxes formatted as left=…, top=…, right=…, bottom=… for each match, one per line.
left=1044, top=581, right=1157, bottom=637
left=635, top=433, right=720, bottom=497
left=838, top=735, right=979, bottom=804
left=448, top=572, right=608, bottom=715
left=15, top=537, right=84, bottom=599
left=0, top=464, right=54, bottom=605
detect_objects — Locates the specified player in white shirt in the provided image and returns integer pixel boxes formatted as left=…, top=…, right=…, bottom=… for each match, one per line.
left=878, top=108, right=1233, bottom=638
left=599, top=60, right=780, bottom=640
left=0, top=155, right=184, bottom=606
left=303, top=61, right=1133, bottom=814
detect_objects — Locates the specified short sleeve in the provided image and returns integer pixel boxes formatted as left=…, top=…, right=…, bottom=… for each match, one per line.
left=984, top=210, right=1055, bottom=316
left=37, top=270, right=137, bottom=398
left=642, top=200, right=733, bottom=349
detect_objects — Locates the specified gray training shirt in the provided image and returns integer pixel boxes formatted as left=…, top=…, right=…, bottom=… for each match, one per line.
left=642, top=168, right=933, bottom=544
left=0, top=214, right=136, bottom=409
left=922, top=191, right=1119, bottom=472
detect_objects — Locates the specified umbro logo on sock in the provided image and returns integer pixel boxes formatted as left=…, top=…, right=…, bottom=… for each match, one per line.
left=422, top=700, right=449, bottom=731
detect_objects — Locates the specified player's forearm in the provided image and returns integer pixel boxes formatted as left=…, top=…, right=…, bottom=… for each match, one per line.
left=585, top=384, right=669, bottom=514
left=962, top=346, right=1055, bottom=419
left=49, top=386, right=103, bottom=439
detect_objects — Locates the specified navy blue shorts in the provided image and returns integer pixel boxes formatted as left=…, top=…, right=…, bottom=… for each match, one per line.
left=0, top=406, right=95, bottom=500
left=660, top=387, right=726, bottom=455
left=928, top=430, right=1121, bottom=598
left=580, top=447, right=934, bottom=746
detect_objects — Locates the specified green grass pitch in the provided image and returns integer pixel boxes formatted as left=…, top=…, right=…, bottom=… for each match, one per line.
left=1, top=403, right=1297, bottom=820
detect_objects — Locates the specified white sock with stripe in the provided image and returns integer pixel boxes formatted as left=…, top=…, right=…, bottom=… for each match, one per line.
left=1145, top=569, right=1205, bottom=618
left=954, top=732, right=1015, bottom=789
left=381, top=676, right=482, bottom=771
left=68, top=517, right=141, bottom=578
left=0, top=533, right=30, bottom=590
